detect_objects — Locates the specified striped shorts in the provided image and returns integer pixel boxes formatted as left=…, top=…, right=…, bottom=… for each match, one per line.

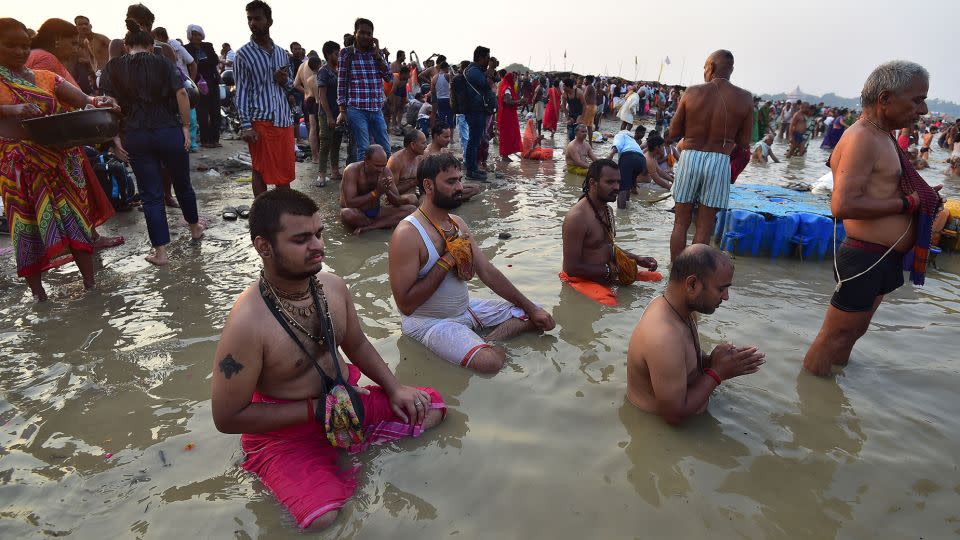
left=671, top=149, right=732, bottom=209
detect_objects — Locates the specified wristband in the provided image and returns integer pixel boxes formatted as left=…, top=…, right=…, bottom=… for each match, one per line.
left=436, top=259, right=450, bottom=272
left=370, top=191, right=379, bottom=200
left=900, top=196, right=909, bottom=214
left=704, top=368, right=722, bottom=385
left=906, top=193, right=919, bottom=214
left=306, top=397, right=314, bottom=422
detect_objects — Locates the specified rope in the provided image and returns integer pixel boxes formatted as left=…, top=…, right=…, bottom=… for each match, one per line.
left=832, top=216, right=911, bottom=293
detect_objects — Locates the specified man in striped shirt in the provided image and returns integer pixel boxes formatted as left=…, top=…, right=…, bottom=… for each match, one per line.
left=236, top=0, right=296, bottom=196
left=336, top=18, right=393, bottom=163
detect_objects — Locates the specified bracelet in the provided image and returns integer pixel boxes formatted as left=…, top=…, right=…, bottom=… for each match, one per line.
left=306, top=397, right=314, bottom=422
left=906, top=193, right=919, bottom=214
left=436, top=259, right=450, bottom=272
left=900, top=196, right=909, bottom=214
left=370, top=191, right=379, bottom=200
left=602, top=263, right=611, bottom=282
left=704, top=368, right=722, bottom=385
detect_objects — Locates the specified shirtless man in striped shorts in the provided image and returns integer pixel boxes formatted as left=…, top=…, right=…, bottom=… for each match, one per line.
left=667, top=50, right=754, bottom=261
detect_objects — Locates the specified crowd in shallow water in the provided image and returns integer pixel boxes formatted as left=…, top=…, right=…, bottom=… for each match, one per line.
left=0, top=0, right=956, bottom=532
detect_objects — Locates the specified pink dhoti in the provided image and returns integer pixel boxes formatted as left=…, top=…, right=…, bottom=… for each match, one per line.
left=240, top=364, right=446, bottom=528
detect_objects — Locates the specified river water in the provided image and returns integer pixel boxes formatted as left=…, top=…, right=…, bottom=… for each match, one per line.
left=1, top=120, right=958, bottom=539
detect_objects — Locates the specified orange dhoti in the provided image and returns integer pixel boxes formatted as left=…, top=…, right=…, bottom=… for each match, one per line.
left=249, top=121, right=295, bottom=185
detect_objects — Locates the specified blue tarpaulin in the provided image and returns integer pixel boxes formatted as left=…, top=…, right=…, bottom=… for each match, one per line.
left=728, top=184, right=832, bottom=218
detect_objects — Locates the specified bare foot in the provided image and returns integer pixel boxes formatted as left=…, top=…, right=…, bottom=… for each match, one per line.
left=93, top=235, right=124, bottom=250
left=145, top=251, right=169, bottom=266
left=501, top=155, right=513, bottom=162
left=164, top=196, right=180, bottom=208
left=83, top=278, right=96, bottom=290
left=189, top=222, right=205, bottom=243
left=33, top=288, right=48, bottom=302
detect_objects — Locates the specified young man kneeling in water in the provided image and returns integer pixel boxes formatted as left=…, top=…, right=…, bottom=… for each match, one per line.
left=211, top=189, right=444, bottom=530
left=626, top=245, right=765, bottom=425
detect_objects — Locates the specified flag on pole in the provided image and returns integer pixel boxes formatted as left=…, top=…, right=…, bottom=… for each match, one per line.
left=564, top=50, right=567, bottom=59
left=634, top=56, right=638, bottom=66
left=664, top=56, right=671, bottom=65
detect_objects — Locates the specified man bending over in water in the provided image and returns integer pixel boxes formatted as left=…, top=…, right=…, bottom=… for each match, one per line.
left=627, top=245, right=765, bottom=425
left=565, top=124, right=596, bottom=176
left=561, top=160, right=660, bottom=306
left=803, top=61, right=943, bottom=376
left=667, top=50, right=754, bottom=261
left=388, top=153, right=556, bottom=372
left=212, top=189, right=444, bottom=530
left=751, top=133, right=780, bottom=163
left=340, top=144, right=417, bottom=234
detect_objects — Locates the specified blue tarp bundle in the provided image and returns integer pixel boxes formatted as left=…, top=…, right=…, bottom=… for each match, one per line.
left=728, top=184, right=832, bottom=218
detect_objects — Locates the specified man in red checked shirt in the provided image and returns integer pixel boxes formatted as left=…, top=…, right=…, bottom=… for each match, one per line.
left=336, top=17, right=393, bottom=163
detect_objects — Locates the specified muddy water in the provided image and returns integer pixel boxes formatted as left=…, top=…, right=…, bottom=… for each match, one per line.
left=1, top=120, right=959, bottom=539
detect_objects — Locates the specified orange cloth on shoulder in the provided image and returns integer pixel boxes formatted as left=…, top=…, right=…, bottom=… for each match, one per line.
left=558, top=272, right=617, bottom=306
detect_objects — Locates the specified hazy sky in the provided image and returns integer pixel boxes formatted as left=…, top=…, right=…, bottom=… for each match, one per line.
left=9, top=0, right=959, bottom=102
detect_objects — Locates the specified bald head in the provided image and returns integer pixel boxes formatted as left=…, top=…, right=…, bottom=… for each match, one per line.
left=705, top=50, right=734, bottom=80
left=364, top=144, right=387, bottom=162
left=669, top=244, right=732, bottom=284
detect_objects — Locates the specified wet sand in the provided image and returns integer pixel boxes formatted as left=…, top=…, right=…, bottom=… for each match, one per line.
left=1, top=121, right=959, bottom=539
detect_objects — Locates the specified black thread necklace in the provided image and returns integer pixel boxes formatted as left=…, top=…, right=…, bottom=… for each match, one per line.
left=260, top=271, right=326, bottom=347
left=662, top=295, right=704, bottom=374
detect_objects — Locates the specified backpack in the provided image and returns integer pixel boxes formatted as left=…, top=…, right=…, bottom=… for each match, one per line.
left=450, top=73, right=468, bottom=114
left=87, top=148, right=138, bottom=210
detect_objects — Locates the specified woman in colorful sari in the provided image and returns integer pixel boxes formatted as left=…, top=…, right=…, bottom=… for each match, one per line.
left=0, top=18, right=119, bottom=301
left=26, top=18, right=122, bottom=251
left=496, top=71, right=522, bottom=161
left=542, top=79, right=561, bottom=135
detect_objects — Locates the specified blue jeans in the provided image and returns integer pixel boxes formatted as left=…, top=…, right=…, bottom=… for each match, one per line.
left=346, top=106, right=391, bottom=162
left=464, top=112, right=487, bottom=172
left=456, top=114, right=469, bottom=149
left=123, top=126, right=199, bottom=247
left=436, top=98, right=452, bottom=127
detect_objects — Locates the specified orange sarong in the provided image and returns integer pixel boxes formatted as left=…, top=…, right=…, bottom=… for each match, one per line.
left=559, top=272, right=618, bottom=306
left=249, top=121, right=295, bottom=185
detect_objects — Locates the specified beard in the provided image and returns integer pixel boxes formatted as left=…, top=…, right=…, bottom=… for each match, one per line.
left=433, top=189, right=463, bottom=210
left=691, top=293, right=718, bottom=315
left=272, top=250, right=322, bottom=281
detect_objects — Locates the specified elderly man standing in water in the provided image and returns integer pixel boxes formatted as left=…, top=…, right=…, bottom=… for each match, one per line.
left=211, top=188, right=444, bottom=530
left=803, top=61, right=942, bottom=376
left=667, top=50, right=754, bottom=261
left=626, top=245, right=765, bottom=425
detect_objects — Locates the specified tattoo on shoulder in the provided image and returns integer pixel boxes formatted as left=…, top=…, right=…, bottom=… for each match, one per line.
left=219, top=354, right=244, bottom=379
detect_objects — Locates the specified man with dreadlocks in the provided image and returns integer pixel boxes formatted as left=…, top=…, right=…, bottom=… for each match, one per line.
left=560, top=159, right=661, bottom=306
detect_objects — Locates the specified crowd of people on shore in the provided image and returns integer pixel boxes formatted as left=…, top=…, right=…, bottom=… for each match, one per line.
left=0, top=0, right=955, bottom=531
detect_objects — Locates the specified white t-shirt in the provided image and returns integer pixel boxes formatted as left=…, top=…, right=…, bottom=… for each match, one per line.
left=612, top=131, right=643, bottom=154
left=168, top=39, right=194, bottom=78
left=754, top=141, right=770, bottom=159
